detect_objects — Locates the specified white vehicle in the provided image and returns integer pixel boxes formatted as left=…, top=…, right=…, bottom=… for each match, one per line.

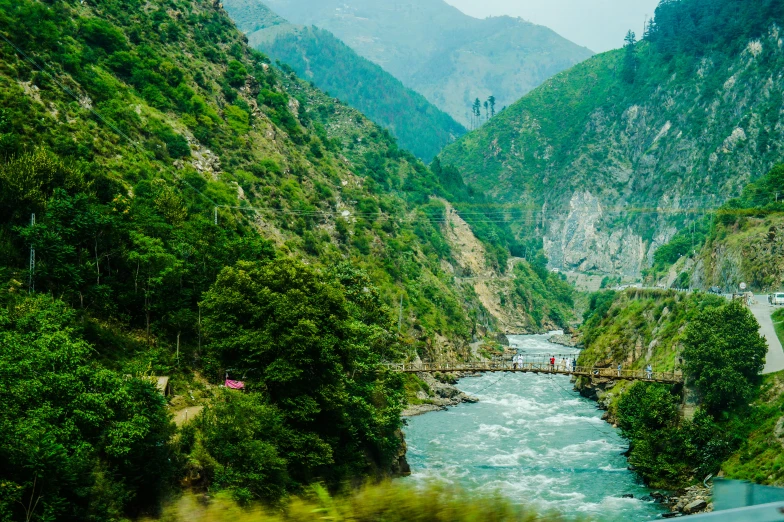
left=772, top=293, right=784, bottom=306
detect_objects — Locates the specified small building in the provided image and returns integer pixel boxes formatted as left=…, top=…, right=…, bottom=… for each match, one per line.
left=143, top=376, right=172, bottom=396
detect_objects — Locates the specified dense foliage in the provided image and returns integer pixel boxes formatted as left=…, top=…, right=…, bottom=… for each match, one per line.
left=197, top=259, right=405, bottom=494
left=0, top=0, right=533, bottom=361
left=581, top=290, right=768, bottom=487
left=0, top=296, right=175, bottom=521
left=617, top=383, right=742, bottom=488
left=681, top=300, right=767, bottom=415
left=648, top=0, right=784, bottom=59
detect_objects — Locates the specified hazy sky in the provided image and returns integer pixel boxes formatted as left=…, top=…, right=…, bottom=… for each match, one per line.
left=443, top=0, right=661, bottom=53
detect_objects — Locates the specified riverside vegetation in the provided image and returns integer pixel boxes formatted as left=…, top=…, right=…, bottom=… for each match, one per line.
left=0, top=0, right=576, bottom=520
left=577, top=289, right=773, bottom=489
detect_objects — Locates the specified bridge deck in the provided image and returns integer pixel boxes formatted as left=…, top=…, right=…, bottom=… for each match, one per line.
left=384, top=360, right=683, bottom=384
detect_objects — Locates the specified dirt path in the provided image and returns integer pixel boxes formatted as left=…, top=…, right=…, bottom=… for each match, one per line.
left=750, top=296, right=784, bottom=374
left=172, top=406, right=204, bottom=427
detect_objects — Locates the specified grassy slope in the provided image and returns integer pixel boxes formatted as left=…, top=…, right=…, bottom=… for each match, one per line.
left=578, top=289, right=725, bottom=372
left=721, top=371, right=784, bottom=485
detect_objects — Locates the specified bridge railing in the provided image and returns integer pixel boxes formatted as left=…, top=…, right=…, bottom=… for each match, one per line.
left=382, top=359, right=683, bottom=383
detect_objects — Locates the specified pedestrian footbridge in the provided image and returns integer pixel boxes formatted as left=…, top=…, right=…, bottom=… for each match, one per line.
left=383, top=358, right=684, bottom=384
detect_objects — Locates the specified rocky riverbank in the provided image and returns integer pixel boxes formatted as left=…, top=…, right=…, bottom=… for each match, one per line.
left=401, top=371, right=479, bottom=416
left=548, top=333, right=582, bottom=348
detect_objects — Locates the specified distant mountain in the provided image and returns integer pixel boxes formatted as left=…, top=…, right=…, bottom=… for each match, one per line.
left=440, top=0, right=784, bottom=278
left=257, top=0, right=594, bottom=127
left=223, top=0, right=465, bottom=160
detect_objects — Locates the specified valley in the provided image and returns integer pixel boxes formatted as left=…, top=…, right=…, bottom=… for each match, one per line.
left=2, top=0, right=784, bottom=520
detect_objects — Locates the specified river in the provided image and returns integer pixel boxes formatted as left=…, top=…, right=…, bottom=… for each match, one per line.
left=403, top=334, right=665, bottom=520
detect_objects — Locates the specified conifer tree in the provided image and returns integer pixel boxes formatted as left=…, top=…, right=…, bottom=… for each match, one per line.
left=622, top=30, right=638, bottom=84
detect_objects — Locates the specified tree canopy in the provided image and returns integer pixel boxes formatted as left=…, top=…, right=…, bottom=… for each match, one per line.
left=200, top=259, right=404, bottom=492
left=682, top=300, right=767, bottom=415
left=0, top=296, right=174, bottom=521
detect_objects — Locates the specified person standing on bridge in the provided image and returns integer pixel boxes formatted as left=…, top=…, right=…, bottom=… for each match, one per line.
left=513, top=354, right=519, bottom=370
left=645, top=364, right=653, bottom=380
left=617, top=363, right=622, bottom=377
left=572, top=358, right=577, bottom=373
left=549, top=356, right=555, bottom=371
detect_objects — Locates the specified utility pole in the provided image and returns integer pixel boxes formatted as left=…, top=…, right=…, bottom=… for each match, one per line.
left=28, top=213, right=35, bottom=293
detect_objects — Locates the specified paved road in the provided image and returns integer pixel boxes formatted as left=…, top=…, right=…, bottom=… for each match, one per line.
left=750, top=296, right=784, bottom=374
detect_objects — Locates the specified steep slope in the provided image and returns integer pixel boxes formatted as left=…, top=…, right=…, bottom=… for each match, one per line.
left=690, top=165, right=784, bottom=292
left=223, top=0, right=466, bottom=161
left=0, top=0, right=580, bottom=518
left=440, top=200, right=574, bottom=333
left=441, top=0, right=784, bottom=278
left=0, top=0, right=531, bottom=364
left=258, top=0, right=593, bottom=127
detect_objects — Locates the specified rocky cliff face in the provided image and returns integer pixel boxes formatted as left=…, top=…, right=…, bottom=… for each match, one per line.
left=692, top=215, right=784, bottom=291
left=439, top=200, right=568, bottom=334
left=544, top=192, right=651, bottom=277
left=441, top=27, right=784, bottom=278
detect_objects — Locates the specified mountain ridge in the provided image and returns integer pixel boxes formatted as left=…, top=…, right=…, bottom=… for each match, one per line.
left=223, top=0, right=466, bottom=160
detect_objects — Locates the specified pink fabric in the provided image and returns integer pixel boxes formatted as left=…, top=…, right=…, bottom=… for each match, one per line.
left=225, top=379, right=245, bottom=390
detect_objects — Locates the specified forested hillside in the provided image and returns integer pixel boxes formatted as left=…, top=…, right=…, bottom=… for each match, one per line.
left=222, top=0, right=466, bottom=161
left=259, top=0, right=593, bottom=127
left=0, top=0, right=572, bottom=518
left=440, top=0, right=784, bottom=278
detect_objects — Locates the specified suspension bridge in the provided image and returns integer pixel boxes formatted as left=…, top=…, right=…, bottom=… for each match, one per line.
left=383, top=357, right=684, bottom=384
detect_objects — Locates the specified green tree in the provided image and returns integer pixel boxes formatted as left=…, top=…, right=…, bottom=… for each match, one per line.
left=682, top=300, right=767, bottom=415
left=488, top=95, right=496, bottom=117
left=201, top=259, right=404, bottom=491
left=195, top=391, right=289, bottom=502
left=622, top=30, right=638, bottom=84
left=0, top=296, right=174, bottom=521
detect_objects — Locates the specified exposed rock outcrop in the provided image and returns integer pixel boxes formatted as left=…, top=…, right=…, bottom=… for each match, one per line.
left=401, top=372, right=479, bottom=417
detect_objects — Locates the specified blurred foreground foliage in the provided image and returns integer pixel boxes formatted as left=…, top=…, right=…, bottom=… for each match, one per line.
left=142, top=481, right=576, bottom=522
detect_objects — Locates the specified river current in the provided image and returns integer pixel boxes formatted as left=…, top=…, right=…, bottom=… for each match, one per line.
left=403, top=334, right=665, bottom=520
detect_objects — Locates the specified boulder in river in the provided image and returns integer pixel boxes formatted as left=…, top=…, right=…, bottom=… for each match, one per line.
left=683, top=499, right=707, bottom=514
